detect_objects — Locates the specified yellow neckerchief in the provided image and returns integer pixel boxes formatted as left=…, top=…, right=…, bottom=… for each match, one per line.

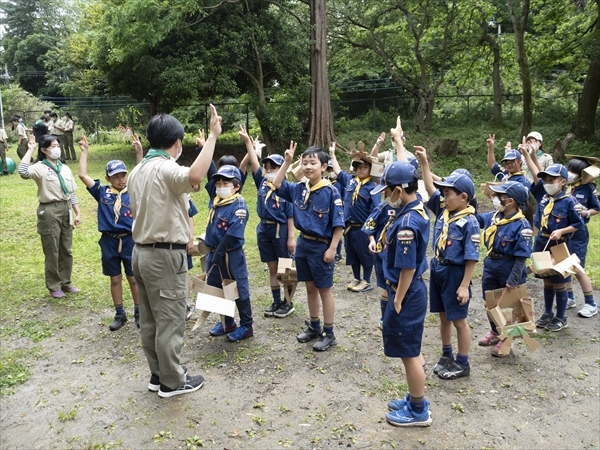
left=541, top=191, right=569, bottom=230
left=506, top=171, right=524, bottom=178
left=376, top=202, right=428, bottom=253
left=208, top=193, right=242, bottom=224
left=483, top=210, right=525, bottom=255
left=303, top=179, right=331, bottom=204
left=110, top=186, right=128, bottom=224
left=435, top=205, right=476, bottom=258
left=264, top=180, right=279, bottom=207
left=569, top=179, right=582, bottom=190
left=352, top=176, right=371, bottom=205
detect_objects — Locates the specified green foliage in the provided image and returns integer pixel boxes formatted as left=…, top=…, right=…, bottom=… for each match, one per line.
left=0, top=352, right=30, bottom=395
left=2, top=85, right=54, bottom=128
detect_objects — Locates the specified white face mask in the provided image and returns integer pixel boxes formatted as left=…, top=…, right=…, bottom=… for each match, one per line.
left=174, top=144, right=183, bottom=161
left=264, top=172, right=276, bottom=182
left=529, top=141, right=540, bottom=151
left=492, top=196, right=505, bottom=212
left=49, top=147, right=61, bottom=160
left=567, top=172, right=579, bottom=184
left=543, top=182, right=561, bottom=196
left=216, top=187, right=233, bottom=198
left=386, top=189, right=402, bottom=208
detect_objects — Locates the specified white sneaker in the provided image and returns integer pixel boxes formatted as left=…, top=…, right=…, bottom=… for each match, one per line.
left=566, top=298, right=577, bottom=309
left=577, top=303, right=598, bottom=318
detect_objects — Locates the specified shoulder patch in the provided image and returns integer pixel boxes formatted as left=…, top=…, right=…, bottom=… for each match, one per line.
left=388, top=209, right=396, bottom=216
left=235, top=209, right=247, bottom=218
left=521, top=228, right=533, bottom=238
left=471, top=234, right=481, bottom=243
left=334, top=199, right=343, bottom=206
left=397, top=230, right=415, bottom=241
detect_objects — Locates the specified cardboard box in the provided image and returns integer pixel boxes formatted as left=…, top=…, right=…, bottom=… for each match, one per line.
left=191, top=273, right=239, bottom=300
left=530, top=242, right=583, bottom=278
left=190, top=233, right=210, bottom=257
left=583, top=165, right=600, bottom=184
left=480, top=181, right=505, bottom=199
left=370, top=162, right=385, bottom=177
left=276, top=258, right=298, bottom=304
left=485, top=284, right=528, bottom=309
left=286, top=159, right=305, bottom=182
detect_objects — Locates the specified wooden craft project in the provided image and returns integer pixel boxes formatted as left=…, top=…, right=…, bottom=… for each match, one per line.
left=190, top=266, right=239, bottom=332
left=276, top=258, right=298, bottom=305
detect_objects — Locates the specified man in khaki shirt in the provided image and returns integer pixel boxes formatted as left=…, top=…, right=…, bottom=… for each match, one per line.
left=128, top=105, right=222, bottom=398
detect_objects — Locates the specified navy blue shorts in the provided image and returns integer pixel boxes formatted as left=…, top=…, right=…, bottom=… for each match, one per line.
left=382, top=278, right=427, bottom=358
left=374, top=253, right=386, bottom=289
left=257, top=221, right=289, bottom=263
left=206, top=248, right=250, bottom=300
left=533, top=238, right=572, bottom=284
left=482, top=258, right=527, bottom=296
left=295, top=237, right=334, bottom=289
left=344, top=226, right=374, bottom=267
left=99, top=234, right=134, bottom=277
left=429, top=259, right=471, bottom=321
left=569, top=226, right=589, bottom=268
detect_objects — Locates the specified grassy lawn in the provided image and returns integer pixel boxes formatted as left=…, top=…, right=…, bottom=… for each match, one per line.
left=0, top=139, right=598, bottom=395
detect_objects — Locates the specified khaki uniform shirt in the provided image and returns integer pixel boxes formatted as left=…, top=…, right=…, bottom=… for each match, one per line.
left=52, top=119, right=64, bottom=135
left=128, top=157, right=199, bottom=245
left=521, top=150, right=554, bottom=182
left=62, top=119, right=74, bottom=132
left=25, top=162, right=77, bottom=203
left=15, top=123, right=27, bottom=140
left=0, top=128, right=8, bottom=141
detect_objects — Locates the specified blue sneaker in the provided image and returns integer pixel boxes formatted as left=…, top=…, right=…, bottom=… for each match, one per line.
left=227, top=325, right=254, bottom=342
left=386, top=403, right=432, bottom=427
left=209, top=321, right=237, bottom=337
left=388, top=394, right=431, bottom=412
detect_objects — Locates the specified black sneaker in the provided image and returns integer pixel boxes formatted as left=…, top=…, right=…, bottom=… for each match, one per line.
left=148, top=365, right=187, bottom=392
left=545, top=316, right=568, bottom=332
left=313, top=332, right=337, bottom=351
left=134, top=310, right=140, bottom=329
left=264, top=302, right=282, bottom=317
left=536, top=312, right=554, bottom=328
left=185, top=305, right=195, bottom=321
left=432, top=355, right=453, bottom=375
left=274, top=303, right=295, bottom=318
left=297, top=320, right=321, bottom=343
left=109, top=313, right=127, bottom=331
left=158, top=374, right=204, bottom=398
left=438, top=360, right=470, bottom=380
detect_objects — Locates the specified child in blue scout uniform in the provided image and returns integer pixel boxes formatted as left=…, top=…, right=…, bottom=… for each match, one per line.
left=565, top=157, right=599, bottom=317
left=476, top=182, right=534, bottom=356
left=185, top=195, right=199, bottom=320
left=204, top=165, right=254, bottom=342
left=329, top=146, right=378, bottom=292
left=486, top=134, right=530, bottom=190
left=241, top=125, right=296, bottom=318
left=368, top=161, right=432, bottom=427
left=78, top=135, right=141, bottom=331
left=521, top=152, right=585, bottom=331
left=272, top=142, right=345, bottom=351
left=416, top=147, right=480, bottom=380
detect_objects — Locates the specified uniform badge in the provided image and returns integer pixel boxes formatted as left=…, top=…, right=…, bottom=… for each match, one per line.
left=388, top=209, right=395, bottom=216
left=471, top=234, right=481, bottom=243
left=318, top=213, right=322, bottom=218
left=456, top=218, right=467, bottom=228
left=556, top=218, right=560, bottom=223
left=521, top=229, right=533, bottom=238
left=235, top=209, right=247, bottom=218
left=446, top=240, right=452, bottom=246
left=501, top=241, right=507, bottom=247
left=397, top=230, right=414, bottom=243
left=334, top=199, right=343, bottom=206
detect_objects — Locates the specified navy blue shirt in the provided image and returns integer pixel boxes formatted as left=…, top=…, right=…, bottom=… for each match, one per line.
left=252, top=169, right=293, bottom=223
left=204, top=196, right=248, bottom=250
left=277, top=180, right=344, bottom=239
left=205, top=160, right=248, bottom=203
left=571, top=183, right=600, bottom=225
left=531, top=180, right=584, bottom=234
left=382, top=199, right=431, bottom=284
left=478, top=211, right=533, bottom=258
left=87, top=180, right=133, bottom=234
left=490, top=163, right=530, bottom=191
left=336, top=170, right=378, bottom=225
left=362, top=200, right=395, bottom=242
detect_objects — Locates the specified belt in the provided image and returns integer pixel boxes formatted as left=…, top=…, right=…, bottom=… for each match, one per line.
left=487, top=252, right=515, bottom=260
left=40, top=200, right=69, bottom=205
left=300, top=233, right=329, bottom=244
left=261, top=220, right=277, bottom=225
left=386, top=276, right=422, bottom=293
left=138, top=243, right=187, bottom=250
left=344, top=222, right=362, bottom=235
left=103, top=232, right=131, bottom=238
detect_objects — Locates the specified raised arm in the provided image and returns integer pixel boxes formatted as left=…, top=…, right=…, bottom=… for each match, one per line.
left=486, top=134, right=497, bottom=169
left=273, top=140, right=297, bottom=189
left=329, top=142, right=341, bottom=174
left=414, top=146, right=436, bottom=196
left=132, top=134, right=143, bottom=165
left=390, top=116, right=407, bottom=162
left=518, top=136, right=542, bottom=184
left=239, top=125, right=260, bottom=174
left=370, top=132, right=386, bottom=157
left=188, top=104, right=222, bottom=186
left=77, top=135, right=95, bottom=189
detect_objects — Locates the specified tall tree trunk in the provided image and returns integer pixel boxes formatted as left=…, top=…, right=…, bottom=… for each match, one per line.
left=572, top=0, right=600, bottom=140
left=507, top=0, right=532, bottom=137
left=255, top=102, right=276, bottom=153
left=415, top=94, right=427, bottom=133
left=424, top=91, right=435, bottom=133
left=479, top=14, right=503, bottom=126
left=308, top=0, right=335, bottom=148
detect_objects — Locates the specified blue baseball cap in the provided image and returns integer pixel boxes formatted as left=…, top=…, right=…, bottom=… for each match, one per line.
left=501, top=149, right=522, bottom=162
left=370, top=161, right=416, bottom=195
left=449, top=168, right=473, bottom=180
left=106, top=160, right=128, bottom=176
left=433, top=173, right=476, bottom=200
left=406, top=151, right=420, bottom=170
left=212, top=164, right=242, bottom=180
left=489, top=181, right=528, bottom=205
left=538, top=163, right=568, bottom=180
left=262, top=154, right=285, bottom=167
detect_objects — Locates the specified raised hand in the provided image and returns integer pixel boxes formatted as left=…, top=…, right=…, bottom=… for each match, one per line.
left=238, top=124, right=251, bottom=143
left=328, top=142, right=336, bottom=157
left=209, top=104, right=222, bottom=138
left=196, top=129, right=205, bottom=147
left=413, top=145, right=428, bottom=163
left=390, top=116, right=403, bottom=140
left=486, top=134, right=495, bottom=150
left=284, top=141, right=297, bottom=163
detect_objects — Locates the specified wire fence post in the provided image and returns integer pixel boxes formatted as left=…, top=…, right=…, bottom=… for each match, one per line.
left=466, top=95, right=470, bottom=123
left=372, top=98, right=377, bottom=131
left=246, top=103, right=249, bottom=131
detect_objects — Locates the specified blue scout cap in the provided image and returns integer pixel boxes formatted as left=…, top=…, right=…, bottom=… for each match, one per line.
left=406, top=151, right=420, bottom=170
left=433, top=173, right=476, bottom=200
left=262, top=154, right=285, bottom=167
left=212, top=164, right=242, bottom=180
left=501, top=149, right=522, bottom=162
left=489, top=181, right=528, bottom=205
left=106, top=160, right=128, bottom=176
left=449, top=168, right=473, bottom=180
left=538, top=163, right=568, bottom=180
left=370, top=161, right=416, bottom=195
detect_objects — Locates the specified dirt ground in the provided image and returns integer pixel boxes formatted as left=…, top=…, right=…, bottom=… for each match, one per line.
left=1, top=259, right=599, bottom=450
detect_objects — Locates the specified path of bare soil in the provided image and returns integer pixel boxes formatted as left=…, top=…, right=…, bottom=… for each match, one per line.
left=1, top=263, right=599, bottom=450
